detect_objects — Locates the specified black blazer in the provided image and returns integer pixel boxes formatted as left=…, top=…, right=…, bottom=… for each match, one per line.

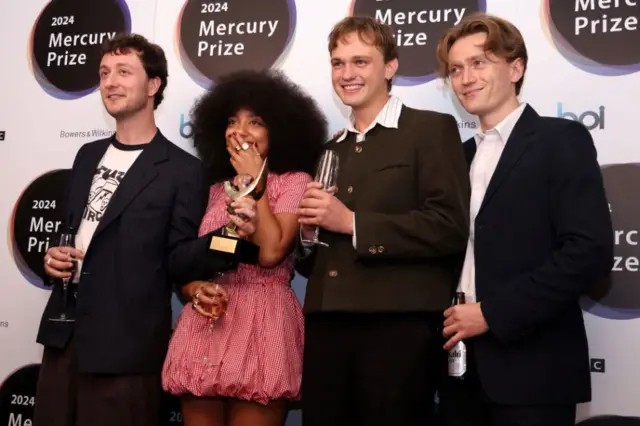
left=466, top=105, right=613, bottom=404
left=36, top=130, right=234, bottom=375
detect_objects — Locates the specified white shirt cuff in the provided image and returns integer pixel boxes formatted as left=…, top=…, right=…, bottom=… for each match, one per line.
left=352, top=213, right=357, bottom=249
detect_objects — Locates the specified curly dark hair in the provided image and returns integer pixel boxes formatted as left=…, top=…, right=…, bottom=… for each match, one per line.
left=191, top=69, right=328, bottom=184
left=101, top=33, right=168, bottom=109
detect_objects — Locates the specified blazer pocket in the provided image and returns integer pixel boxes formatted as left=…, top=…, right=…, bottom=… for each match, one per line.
left=375, top=163, right=410, bottom=172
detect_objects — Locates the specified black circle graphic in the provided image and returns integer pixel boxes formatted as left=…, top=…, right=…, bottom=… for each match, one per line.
left=160, top=392, right=184, bottom=425
left=585, top=164, right=640, bottom=312
left=576, top=416, right=640, bottom=426
left=351, top=0, right=486, bottom=82
left=31, top=0, right=132, bottom=97
left=0, top=364, right=40, bottom=426
left=546, top=0, right=640, bottom=67
left=178, top=0, right=296, bottom=87
left=12, top=169, right=71, bottom=289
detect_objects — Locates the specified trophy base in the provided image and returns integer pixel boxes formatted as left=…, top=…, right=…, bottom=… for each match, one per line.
left=209, top=234, right=259, bottom=265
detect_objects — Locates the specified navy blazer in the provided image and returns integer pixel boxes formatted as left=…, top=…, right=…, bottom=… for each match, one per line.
left=464, top=105, right=613, bottom=404
left=36, top=130, right=234, bottom=375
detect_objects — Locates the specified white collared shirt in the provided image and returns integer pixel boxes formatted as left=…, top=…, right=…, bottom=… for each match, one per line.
left=336, top=95, right=403, bottom=143
left=457, top=103, right=527, bottom=303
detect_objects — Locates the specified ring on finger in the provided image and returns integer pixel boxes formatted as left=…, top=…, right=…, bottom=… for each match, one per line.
left=241, top=142, right=249, bottom=151
left=46, top=257, right=52, bottom=266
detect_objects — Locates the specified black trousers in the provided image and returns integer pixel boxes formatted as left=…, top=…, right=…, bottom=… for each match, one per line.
left=33, top=337, right=162, bottom=426
left=438, top=341, right=576, bottom=426
left=301, top=312, right=442, bottom=426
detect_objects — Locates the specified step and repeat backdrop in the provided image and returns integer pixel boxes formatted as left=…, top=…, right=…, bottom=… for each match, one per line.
left=0, top=0, right=638, bottom=425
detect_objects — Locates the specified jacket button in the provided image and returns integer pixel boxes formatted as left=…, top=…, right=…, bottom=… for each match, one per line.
left=368, top=246, right=377, bottom=254
left=355, top=145, right=363, bottom=153
left=328, top=270, right=338, bottom=277
left=347, top=185, right=353, bottom=194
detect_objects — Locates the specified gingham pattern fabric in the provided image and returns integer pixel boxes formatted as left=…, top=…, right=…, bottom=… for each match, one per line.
left=162, top=172, right=311, bottom=405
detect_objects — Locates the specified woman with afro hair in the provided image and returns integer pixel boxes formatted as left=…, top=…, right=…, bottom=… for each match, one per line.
left=162, top=69, right=327, bottom=426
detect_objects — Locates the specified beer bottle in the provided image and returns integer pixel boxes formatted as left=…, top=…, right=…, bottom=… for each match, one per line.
left=447, top=291, right=467, bottom=379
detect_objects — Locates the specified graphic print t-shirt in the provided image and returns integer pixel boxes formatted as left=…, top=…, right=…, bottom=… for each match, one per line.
left=74, top=140, right=145, bottom=280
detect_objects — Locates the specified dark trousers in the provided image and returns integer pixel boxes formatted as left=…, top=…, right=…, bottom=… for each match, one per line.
left=33, top=337, right=162, bottom=426
left=301, top=312, right=441, bottom=426
left=438, top=341, right=576, bottom=426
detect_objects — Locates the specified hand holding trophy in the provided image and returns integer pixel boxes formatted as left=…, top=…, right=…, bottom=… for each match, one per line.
left=208, top=157, right=268, bottom=264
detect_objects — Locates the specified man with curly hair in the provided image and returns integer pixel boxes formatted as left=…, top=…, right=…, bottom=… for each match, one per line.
left=296, top=15, right=471, bottom=426
left=34, top=33, right=257, bottom=426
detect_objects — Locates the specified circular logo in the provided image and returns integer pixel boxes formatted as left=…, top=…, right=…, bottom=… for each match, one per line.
left=543, top=0, right=640, bottom=75
left=30, top=0, right=132, bottom=99
left=350, top=0, right=486, bottom=85
left=582, top=164, right=640, bottom=319
left=0, top=364, right=39, bottom=425
left=11, top=169, right=71, bottom=289
left=177, top=0, right=296, bottom=88
left=576, top=416, right=640, bottom=426
left=160, top=392, right=184, bottom=425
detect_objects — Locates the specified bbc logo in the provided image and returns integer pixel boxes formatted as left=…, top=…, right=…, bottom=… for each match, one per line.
left=590, top=358, right=605, bottom=373
left=0, top=131, right=5, bottom=141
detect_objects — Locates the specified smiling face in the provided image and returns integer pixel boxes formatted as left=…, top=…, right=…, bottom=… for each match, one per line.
left=446, top=32, right=524, bottom=125
left=225, top=108, right=269, bottom=157
left=99, top=50, right=159, bottom=120
left=330, top=31, right=397, bottom=112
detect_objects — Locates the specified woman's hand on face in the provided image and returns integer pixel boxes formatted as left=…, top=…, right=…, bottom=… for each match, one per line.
left=226, top=134, right=263, bottom=178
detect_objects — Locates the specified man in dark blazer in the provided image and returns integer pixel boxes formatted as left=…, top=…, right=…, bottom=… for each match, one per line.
left=296, top=16, right=470, bottom=426
left=435, top=14, right=614, bottom=426
left=33, top=34, right=257, bottom=426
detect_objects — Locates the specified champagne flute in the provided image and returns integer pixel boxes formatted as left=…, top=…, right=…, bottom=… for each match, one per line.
left=301, top=149, right=339, bottom=247
left=49, top=232, right=78, bottom=322
left=203, top=280, right=228, bottom=367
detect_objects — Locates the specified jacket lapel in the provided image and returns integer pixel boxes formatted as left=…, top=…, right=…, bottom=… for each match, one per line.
left=477, top=105, right=539, bottom=216
left=463, top=138, right=476, bottom=168
left=91, top=132, right=168, bottom=238
left=68, top=140, right=110, bottom=231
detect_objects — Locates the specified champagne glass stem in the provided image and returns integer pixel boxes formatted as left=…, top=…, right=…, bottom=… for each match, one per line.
left=61, top=279, right=69, bottom=319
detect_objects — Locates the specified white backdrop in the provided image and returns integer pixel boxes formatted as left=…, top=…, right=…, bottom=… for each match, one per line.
left=1, top=1, right=639, bottom=425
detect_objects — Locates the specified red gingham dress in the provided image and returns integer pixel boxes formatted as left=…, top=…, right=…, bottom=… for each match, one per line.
left=162, top=171, right=311, bottom=405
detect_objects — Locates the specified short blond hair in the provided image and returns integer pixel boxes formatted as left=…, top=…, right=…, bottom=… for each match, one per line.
left=436, top=13, right=528, bottom=95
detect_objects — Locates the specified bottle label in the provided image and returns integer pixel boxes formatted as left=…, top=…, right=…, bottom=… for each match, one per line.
left=448, top=341, right=467, bottom=377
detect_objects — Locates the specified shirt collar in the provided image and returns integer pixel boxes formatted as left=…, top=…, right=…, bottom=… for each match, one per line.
left=336, top=95, right=403, bottom=143
left=474, top=102, right=527, bottom=146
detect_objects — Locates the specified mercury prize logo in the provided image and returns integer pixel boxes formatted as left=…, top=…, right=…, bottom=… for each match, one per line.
left=350, top=0, right=486, bottom=85
left=177, top=0, right=297, bottom=88
left=542, top=0, right=640, bottom=75
left=0, top=364, right=39, bottom=426
left=581, top=164, right=640, bottom=320
left=30, top=0, right=132, bottom=99
left=10, top=169, right=71, bottom=289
